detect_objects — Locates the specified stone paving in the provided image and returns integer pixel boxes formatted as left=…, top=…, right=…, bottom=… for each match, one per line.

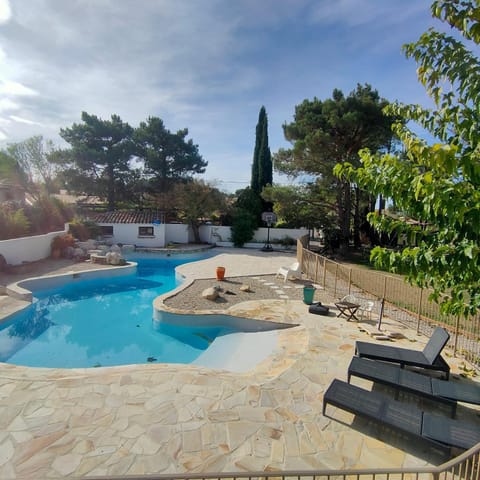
left=0, top=248, right=479, bottom=479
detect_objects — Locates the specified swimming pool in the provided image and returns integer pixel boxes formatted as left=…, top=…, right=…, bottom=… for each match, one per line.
left=0, top=253, right=285, bottom=369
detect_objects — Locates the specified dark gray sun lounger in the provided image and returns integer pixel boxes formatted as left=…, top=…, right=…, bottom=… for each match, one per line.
left=348, top=356, right=480, bottom=417
left=355, top=326, right=451, bottom=379
left=323, top=379, right=480, bottom=451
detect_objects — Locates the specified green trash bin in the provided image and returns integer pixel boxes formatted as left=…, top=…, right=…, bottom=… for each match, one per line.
left=303, top=285, right=315, bottom=305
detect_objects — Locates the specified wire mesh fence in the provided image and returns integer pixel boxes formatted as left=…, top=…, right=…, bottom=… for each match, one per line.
left=298, top=239, right=480, bottom=370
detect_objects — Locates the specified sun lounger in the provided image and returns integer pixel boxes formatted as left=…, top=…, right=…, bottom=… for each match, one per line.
left=348, top=357, right=480, bottom=417
left=355, top=326, right=451, bottom=379
left=323, top=379, right=480, bottom=452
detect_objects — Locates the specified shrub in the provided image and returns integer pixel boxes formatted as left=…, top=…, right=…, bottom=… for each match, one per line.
left=51, top=233, right=75, bottom=256
left=0, top=205, right=30, bottom=240
left=230, top=209, right=256, bottom=247
left=69, top=219, right=101, bottom=241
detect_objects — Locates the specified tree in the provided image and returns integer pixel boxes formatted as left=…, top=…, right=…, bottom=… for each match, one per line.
left=57, top=112, right=134, bottom=210
left=0, top=151, right=28, bottom=190
left=251, top=106, right=272, bottom=196
left=133, top=116, right=207, bottom=192
left=7, top=136, right=59, bottom=196
left=172, top=180, right=226, bottom=243
left=262, top=183, right=336, bottom=230
left=335, top=0, right=480, bottom=316
left=275, top=84, right=396, bottom=247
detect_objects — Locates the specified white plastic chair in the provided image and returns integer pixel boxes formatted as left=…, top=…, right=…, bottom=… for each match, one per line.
left=340, top=294, right=375, bottom=320
left=276, top=261, right=301, bottom=282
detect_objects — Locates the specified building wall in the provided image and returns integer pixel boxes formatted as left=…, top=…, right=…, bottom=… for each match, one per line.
left=0, top=227, right=68, bottom=265
left=198, top=225, right=308, bottom=244
left=165, top=224, right=190, bottom=244
left=99, top=223, right=166, bottom=248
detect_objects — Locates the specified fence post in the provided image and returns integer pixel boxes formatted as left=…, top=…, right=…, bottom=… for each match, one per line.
left=315, top=255, right=319, bottom=284
left=416, top=289, right=423, bottom=334
left=348, top=268, right=352, bottom=294
left=453, top=315, right=460, bottom=357
left=382, top=276, right=387, bottom=303
left=334, top=264, right=339, bottom=297
left=322, top=257, right=327, bottom=289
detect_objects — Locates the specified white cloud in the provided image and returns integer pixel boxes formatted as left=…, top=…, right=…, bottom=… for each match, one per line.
left=10, top=115, right=43, bottom=126
left=0, top=0, right=11, bottom=24
left=0, top=80, right=38, bottom=96
left=0, top=98, right=19, bottom=112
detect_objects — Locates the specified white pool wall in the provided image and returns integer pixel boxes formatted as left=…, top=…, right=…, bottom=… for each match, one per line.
left=7, top=262, right=137, bottom=301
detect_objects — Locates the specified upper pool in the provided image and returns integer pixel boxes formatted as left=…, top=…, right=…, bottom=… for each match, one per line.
left=0, top=252, right=286, bottom=370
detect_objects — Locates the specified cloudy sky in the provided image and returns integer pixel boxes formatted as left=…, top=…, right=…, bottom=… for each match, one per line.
left=0, top=0, right=439, bottom=191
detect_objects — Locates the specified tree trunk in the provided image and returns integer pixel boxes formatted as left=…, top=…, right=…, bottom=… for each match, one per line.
left=107, top=161, right=115, bottom=211
left=338, top=180, right=351, bottom=249
left=353, top=185, right=361, bottom=247
left=190, top=221, right=201, bottom=243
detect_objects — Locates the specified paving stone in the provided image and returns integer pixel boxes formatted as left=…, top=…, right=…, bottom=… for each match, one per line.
left=0, top=438, right=14, bottom=466
left=52, top=453, right=83, bottom=476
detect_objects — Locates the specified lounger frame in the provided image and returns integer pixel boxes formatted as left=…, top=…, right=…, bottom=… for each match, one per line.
left=323, top=379, right=480, bottom=452
left=355, top=326, right=451, bottom=379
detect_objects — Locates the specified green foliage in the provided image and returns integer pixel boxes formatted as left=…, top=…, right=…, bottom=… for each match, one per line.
left=24, top=195, right=73, bottom=234
left=262, top=183, right=336, bottom=229
left=58, top=112, right=134, bottom=210
left=275, top=84, right=397, bottom=245
left=335, top=0, right=480, bottom=317
left=172, top=180, right=227, bottom=243
left=251, top=106, right=272, bottom=195
left=0, top=151, right=28, bottom=188
left=0, top=205, right=30, bottom=240
left=230, top=209, right=256, bottom=247
left=133, top=116, right=207, bottom=192
left=69, top=219, right=102, bottom=241
left=235, top=187, right=263, bottom=227
left=7, top=136, right=59, bottom=196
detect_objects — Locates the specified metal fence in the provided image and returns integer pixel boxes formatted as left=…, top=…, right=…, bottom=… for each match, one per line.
left=85, top=442, right=480, bottom=480
left=298, top=238, right=480, bottom=370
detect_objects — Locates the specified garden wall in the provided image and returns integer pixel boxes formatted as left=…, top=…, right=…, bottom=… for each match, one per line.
left=0, top=226, right=68, bottom=265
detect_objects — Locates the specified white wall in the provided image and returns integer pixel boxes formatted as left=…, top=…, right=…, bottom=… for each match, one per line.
left=165, top=223, right=190, bottom=244
left=198, top=225, right=308, bottom=244
left=0, top=227, right=68, bottom=265
left=100, top=223, right=166, bottom=248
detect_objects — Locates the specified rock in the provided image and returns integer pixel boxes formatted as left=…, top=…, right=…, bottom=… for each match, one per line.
left=202, top=287, right=220, bottom=301
left=106, top=251, right=123, bottom=265
left=0, top=254, right=7, bottom=272
left=110, top=244, right=121, bottom=253
left=240, top=284, right=252, bottom=292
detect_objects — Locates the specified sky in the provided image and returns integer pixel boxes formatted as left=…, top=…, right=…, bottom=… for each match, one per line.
left=0, top=0, right=441, bottom=192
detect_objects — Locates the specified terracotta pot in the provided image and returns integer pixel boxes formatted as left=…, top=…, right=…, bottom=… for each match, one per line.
left=216, top=266, right=226, bottom=280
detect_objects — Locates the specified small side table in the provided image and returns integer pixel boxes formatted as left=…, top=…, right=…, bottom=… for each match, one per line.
left=335, top=301, right=360, bottom=321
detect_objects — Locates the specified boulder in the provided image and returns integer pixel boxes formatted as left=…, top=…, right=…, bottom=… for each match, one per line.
left=240, top=284, right=252, bottom=292
left=0, top=254, right=7, bottom=272
left=202, top=286, right=220, bottom=301
left=106, top=251, right=123, bottom=265
left=110, top=244, right=121, bottom=253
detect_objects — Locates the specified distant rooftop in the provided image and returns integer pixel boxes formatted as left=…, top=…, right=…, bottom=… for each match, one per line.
left=90, top=210, right=165, bottom=224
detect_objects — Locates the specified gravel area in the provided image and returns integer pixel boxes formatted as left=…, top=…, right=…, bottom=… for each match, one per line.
left=164, top=274, right=315, bottom=310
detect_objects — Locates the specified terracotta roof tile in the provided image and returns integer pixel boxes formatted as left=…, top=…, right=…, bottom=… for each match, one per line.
left=90, top=210, right=164, bottom=224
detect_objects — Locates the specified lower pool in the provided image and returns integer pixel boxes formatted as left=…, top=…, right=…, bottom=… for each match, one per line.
left=0, top=253, right=246, bottom=369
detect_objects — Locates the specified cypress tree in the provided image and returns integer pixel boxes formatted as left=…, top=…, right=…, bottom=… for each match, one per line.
left=251, top=106, right=272, bottom=195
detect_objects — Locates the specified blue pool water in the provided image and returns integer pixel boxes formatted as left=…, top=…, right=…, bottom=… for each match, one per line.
left=0, top=253, right=233, bottom=368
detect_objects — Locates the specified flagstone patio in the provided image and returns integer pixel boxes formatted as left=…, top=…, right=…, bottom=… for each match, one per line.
left=0, top=250, right=478, bottom=478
